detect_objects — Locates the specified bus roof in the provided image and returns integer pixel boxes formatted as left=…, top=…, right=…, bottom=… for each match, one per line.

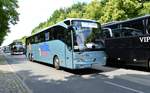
left=64, top=18, right=97, bottom=22
left=28, top=18, right=98, bottom=38
left=102, top=15, right=150, bottom=27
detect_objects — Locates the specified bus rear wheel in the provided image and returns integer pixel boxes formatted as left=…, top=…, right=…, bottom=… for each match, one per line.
left=53, top=56, right=60, bottom=70
left=147, top=60, right=150, bottom=71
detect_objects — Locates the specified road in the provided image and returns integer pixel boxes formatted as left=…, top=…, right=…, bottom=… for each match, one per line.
left=3, top=53, right=150, bottom=93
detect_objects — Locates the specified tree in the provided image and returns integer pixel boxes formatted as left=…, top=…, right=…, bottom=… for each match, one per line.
left=84, top=0, right=103, bottom=20
left=0, top=0, right=19, bottom=45
left=31, top=0, right=150, bottom=34
left=31, top=2, right=87, bottom=34
left=139, top=2, right=150, bottom=15
left=19, top=36, right=27, bottom=44
left=100, top=0, right=143, bottom=23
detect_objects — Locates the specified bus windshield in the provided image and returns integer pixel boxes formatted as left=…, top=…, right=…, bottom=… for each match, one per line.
left=15, top=42, right=23, bottom=45
left=72, top=21, right=103, bottom=51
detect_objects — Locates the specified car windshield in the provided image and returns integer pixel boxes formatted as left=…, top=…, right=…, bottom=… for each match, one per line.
left=72, top=20, right=103, bottom=51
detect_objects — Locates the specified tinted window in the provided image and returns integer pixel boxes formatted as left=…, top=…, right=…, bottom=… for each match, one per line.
left=53, top=26, right=66, bottom=41
left=31, top=36, right=35, bottom=44
left=112, top=29, right=122, bottom=38
left=35, top=35, right=38, bottom=43
left=45, top=32, right=49, bottom=41
left=111, top=27, right=143, bottom=38
left=39, top=32, right=45, bottom=42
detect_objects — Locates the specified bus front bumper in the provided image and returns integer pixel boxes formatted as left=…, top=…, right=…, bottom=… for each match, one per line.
left=74, top=61, right=106, bottom=69
left=12, top=52, right=24, bottom=55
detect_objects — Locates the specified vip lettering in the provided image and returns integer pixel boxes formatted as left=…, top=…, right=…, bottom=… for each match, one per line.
left=139, top=37, right=150, bottom=42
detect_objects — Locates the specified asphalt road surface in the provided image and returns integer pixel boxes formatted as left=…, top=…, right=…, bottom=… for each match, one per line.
left=3, top=53, right=150, bottom=93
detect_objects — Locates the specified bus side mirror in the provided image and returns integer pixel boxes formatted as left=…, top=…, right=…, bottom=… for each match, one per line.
left=68, top=26, right=73, bottom=31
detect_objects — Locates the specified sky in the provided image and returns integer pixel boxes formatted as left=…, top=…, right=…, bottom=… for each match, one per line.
left=2, top=0, right=91, bottom=46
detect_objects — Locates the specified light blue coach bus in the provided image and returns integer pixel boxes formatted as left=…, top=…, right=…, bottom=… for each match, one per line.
left=26, top=18, right=106, bottom=69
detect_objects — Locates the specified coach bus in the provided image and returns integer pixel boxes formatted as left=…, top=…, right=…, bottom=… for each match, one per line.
left=26, top=18, right=106, bottom=69
left=10, top=40, right=25, bottom=55
left=102, top=15, right=150, bottom=69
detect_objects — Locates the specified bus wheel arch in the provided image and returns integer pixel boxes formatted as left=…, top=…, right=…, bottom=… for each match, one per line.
left=53, top=55, right=60, bottom=70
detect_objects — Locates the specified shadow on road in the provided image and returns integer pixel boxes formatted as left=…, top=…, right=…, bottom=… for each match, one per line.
left=4, top=53, right=27, bottom=65
left=16, top=68, right=150, bottom=93
left=32, top=61, right=103, bottom=75
left=15, top=69, right=111, bottom=93
left=2, top=54, right=150, bottom=93
left=107, top=64, right=149, bottom=72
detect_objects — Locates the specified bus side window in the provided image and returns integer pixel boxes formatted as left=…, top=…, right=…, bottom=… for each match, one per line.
left=31, top=36, right=35, bottom=44
left=45, top=32, right=49, bottom=41
left=122, top=28, right=143, bottom=37
left=103, top=30, right=111, bottom=38
left=111, top=28, right=122, bottom=38
left=35, top=35, right=38, bottom=43
left=113, top=31, right=121, bottom=38
left=52, top=26, right=65, bottom=41
left=47, top=28, right=54, bottom=40
left=49, top=28, right=53, bottom=40
left=123, top=31, right=132, bottom=37
left=39, top=32, right=45, bottom=42
left=57, top=26, right=65, bottom=41
left=52, top=27, right=58, bottom=39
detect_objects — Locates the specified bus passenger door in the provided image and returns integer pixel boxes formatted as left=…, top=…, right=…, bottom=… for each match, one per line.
left=65, top=29, right=73, bottom=69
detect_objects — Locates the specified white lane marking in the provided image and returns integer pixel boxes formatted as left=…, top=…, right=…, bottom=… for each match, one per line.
left=104, top=81, right=144, bottom=93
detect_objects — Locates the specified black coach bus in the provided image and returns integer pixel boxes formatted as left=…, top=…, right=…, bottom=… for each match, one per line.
left=102, top=15, right=150, bottom=69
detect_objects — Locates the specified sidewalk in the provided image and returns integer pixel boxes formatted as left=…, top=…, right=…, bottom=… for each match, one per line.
left=0, top=53, right=30, bottom=93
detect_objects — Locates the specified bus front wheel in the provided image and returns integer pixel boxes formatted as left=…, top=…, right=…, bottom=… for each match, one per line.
left=53, top=56, right=60, bottom=70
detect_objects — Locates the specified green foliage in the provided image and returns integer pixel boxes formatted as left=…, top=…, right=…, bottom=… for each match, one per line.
left=31, top=3, right=87, bottom=34
left=84, top=0, right=103, bottom=20
left=0, top=0, right=19, bottom=45
left=31, top=0, right=150, bottom=34
left=100, top=0, right=143, bottom=23
left=140, top=2, right=150, bottom=15
left=19, top=36, right=27, bottom=44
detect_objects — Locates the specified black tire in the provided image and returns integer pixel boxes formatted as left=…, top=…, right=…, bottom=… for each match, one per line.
left=53, top=56, right=60, bottom=70
left=147, top=60, right=150, bottom=71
